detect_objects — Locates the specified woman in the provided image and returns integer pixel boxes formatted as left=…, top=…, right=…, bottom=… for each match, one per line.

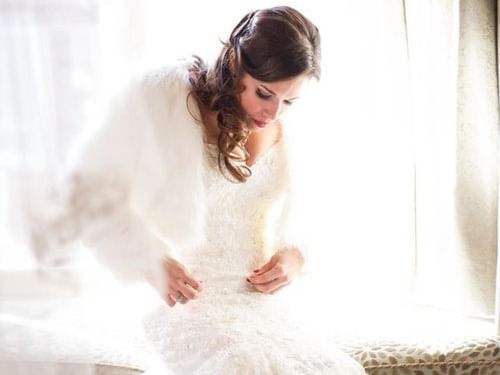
left=163, top=6, right=319, bottom=307
left=41, top=6, right=366, bottom=374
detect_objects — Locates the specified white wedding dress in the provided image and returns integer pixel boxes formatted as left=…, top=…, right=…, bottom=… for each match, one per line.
left=142, top=142, right=367, bottom=375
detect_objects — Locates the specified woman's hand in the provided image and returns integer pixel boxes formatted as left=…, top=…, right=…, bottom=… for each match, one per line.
left=246, top=247, right=304, bottom=294
left=162, top=256, right=203, bottom=307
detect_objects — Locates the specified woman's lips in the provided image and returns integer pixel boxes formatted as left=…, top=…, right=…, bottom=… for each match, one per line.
left=253, top=119, right=269, bottom=128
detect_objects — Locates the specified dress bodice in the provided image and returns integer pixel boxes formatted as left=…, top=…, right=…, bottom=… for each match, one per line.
left=179, top=141, right=289, bottom=297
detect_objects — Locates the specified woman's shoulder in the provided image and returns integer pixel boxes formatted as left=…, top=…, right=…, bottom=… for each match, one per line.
left=137, top=56, right=196, bottom=92
left=102, top=57, right=199, bottom=123
left=98, top=57, right=195, bottom=117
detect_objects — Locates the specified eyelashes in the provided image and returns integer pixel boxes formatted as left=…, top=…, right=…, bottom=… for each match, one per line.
left=256, top=89, right=294, bottom=105
left=256, top=89, right=271, bottom=99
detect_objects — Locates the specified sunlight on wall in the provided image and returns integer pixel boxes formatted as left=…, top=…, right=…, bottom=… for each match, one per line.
left=277, top=0, right=416, bottom=310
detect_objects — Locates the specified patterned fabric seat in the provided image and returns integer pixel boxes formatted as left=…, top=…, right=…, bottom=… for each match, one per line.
left=335, top=335, right=500, bottom=375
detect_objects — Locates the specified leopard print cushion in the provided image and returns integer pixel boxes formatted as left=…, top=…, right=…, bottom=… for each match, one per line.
left=331, top=335, right=500, bottom=374
left=94, top=364, right=142, bottom=375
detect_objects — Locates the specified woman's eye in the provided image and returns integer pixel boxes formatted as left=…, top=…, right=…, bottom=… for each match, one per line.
left=256, top=89, right=272, bottom=99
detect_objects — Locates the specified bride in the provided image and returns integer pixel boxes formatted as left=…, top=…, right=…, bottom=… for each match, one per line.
left=46, top=6, right=367, bottom=374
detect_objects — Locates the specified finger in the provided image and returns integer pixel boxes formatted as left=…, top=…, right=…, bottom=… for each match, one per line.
left=164, top=259, right=203, bottom=292
left=253, top=260, right=274, bottom=276
left=250, top=265, right=283, bottom=284
left=254, top=276, right=290, bottom=294
left=254, top=275, right=289, bottom=293
left=177, top=281, right=200, bottom=300
left=182, top=273, right=203, bottom=292
left=166, top=293, right=176, bottom=307
left=255, top=253, right=282, bottom=275
left=248, top=264, right=273, bottom=281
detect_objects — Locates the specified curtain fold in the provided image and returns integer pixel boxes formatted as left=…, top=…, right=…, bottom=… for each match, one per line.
left=454, top=0, right=498, bottom=318
left=496, top=0, right=500, bottom=337
left=405, top=0, right=498, bottom=319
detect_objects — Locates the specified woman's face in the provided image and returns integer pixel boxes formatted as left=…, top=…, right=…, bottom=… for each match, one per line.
left=238, top=73, right=308, bottom=131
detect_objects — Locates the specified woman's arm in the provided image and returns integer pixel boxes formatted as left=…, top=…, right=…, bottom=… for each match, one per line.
left=246, top=156, right=311, bottom=294
left=30, top=71, right=200, bottom=303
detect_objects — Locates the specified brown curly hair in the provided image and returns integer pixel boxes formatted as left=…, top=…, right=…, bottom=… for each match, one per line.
left=188, top=6, right=321, bottom=183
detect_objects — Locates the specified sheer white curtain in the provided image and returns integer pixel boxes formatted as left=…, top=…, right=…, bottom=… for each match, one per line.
left=404, top=0, right=498, bottom=328
left=0, top=0, right=101, bottom=271
left=288, top=0, right=416, bottom=312
left=1, top=0, right=498, bottom=336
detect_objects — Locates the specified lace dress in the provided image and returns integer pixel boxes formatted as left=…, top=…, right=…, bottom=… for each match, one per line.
left=142, top=141, right=367, bottom=375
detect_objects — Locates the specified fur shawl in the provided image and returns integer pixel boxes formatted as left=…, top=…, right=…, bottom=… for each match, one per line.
left=32, top=58, right=306, bottom=295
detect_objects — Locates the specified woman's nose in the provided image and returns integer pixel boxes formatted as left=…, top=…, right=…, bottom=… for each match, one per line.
left=264, top=101, right=281, bottom=121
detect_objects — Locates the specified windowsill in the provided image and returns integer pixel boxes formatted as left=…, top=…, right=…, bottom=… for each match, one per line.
left=327, top=302, right=496, bottom=342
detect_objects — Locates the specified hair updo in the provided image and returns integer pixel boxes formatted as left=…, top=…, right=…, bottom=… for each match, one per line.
left=189, top=6, right=321, bottom=183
